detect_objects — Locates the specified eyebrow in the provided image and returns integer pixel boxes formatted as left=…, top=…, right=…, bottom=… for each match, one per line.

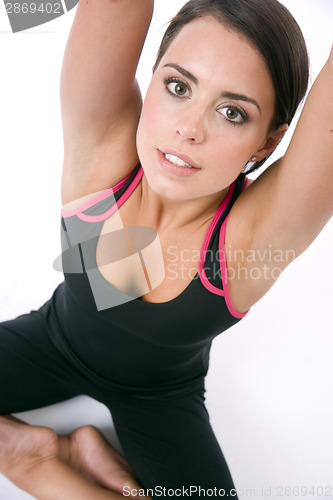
left=220, top=91, right=261, bottom=115
left=162, top=63, right=261, bottom=114
left=162, top=63, right=198, bottom=85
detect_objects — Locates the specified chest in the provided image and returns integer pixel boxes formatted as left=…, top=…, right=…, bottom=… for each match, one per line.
left=95, top=198, right=210, bottom=304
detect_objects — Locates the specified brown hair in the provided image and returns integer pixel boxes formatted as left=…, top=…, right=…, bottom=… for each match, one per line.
left=153, top=0, right=309, bottom=174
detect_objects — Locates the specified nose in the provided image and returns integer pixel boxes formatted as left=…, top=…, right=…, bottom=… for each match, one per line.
left=175, top=104, right=207, bottom=143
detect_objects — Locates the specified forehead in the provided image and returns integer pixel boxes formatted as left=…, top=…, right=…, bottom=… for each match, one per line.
left=159, top=16, right=275, bottom=109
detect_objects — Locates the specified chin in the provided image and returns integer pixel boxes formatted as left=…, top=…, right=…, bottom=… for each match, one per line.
left=143, top=170, right=191, bottom=201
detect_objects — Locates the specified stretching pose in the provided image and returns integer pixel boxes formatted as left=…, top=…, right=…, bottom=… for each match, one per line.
left=0, top=0, right=332, bottom=498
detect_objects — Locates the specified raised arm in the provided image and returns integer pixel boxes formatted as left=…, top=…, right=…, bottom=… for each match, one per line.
left=60, top=0, right=154, bottom=205
left=226, top=45, right=333, bottom=312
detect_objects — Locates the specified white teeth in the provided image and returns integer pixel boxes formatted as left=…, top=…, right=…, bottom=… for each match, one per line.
left=165, top=153, right=192, bottom=168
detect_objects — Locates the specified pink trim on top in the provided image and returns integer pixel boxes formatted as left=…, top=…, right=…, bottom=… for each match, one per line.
left=61, top=172, right=132, bottom=219
left=219, top=216, right=249, bottom=320
left=198, top=176, right=249, bottom=319
left=76, top=166, right=143, bottom=223
left=198, top=183, right=235, bottom=296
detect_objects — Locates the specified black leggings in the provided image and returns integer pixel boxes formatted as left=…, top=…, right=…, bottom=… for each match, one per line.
left=0, top=308, right=238, bottom=498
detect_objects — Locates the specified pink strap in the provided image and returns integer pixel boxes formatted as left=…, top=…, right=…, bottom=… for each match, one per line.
left=198, top=183, right=235, bottom=296
left=219, top=216, right=248, bottom=319
left=62, top=168, right=143, bottom=221
left=77, top=167, right=143, bottom=222
left=198, top=177, right=249, bottom=319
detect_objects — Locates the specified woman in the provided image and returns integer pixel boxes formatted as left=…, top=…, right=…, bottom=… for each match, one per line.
left=0, top=0, right=332, bottom=498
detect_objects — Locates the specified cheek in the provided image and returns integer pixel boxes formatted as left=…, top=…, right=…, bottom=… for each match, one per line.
left=136, top=103, right=152, bottom=155
left=205, top=128, right=263, bottom=184
left=137, top=97, right=160, bottom=145
left=208, top=129, right=251, bottom=166
left=136, top=101, right=164, bottom=170
left=219, top=125, right=267, bottom=161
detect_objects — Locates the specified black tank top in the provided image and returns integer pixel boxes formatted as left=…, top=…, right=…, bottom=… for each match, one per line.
left=45, top=164, right=248, bottom=398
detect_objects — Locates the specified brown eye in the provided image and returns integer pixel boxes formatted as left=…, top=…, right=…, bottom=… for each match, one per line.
left=174, top=83, right=187, bottom=95
left=226, top=108, right=239, bottom=120
left=219, top=106, right=246, bottom=124
left=166, top=80, right=189, bottom=97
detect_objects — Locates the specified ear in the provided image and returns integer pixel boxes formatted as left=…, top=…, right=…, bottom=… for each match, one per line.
left=254, top=123, right=289, bottom=161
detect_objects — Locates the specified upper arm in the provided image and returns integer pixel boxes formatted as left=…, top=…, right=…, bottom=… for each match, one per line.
left=60, top=0, right=154, bottom=203
left=254, top=48, right=333, bottom=256
left=225, top=47, right=333, bottom=312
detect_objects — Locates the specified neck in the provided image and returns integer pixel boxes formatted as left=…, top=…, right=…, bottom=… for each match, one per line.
left=138, top=176, right=230, bottom=231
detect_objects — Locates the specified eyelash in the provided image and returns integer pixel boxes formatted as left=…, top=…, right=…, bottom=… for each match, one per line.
left=218, top=105, right=248, bottom=125
left=163, top=77, right=248, bottom=125
left=164, top=77, right=190, bottom=97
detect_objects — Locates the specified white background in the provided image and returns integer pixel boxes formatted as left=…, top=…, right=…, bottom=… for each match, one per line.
left=0, top=1, right=332, bottom=498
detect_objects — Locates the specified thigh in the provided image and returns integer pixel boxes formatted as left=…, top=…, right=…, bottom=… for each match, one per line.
left=0, top=309, right=82, bottom=414
left=109, top=390, right=238, bottom=498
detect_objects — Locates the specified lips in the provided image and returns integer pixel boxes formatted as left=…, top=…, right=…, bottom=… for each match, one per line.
left=160, top=149, right=200, bottom=169
left=157, top=149, right=201, bottom=177
left=165, top=153, right=192, bottom=168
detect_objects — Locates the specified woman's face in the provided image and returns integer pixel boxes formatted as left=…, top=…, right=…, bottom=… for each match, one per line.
left=136, top=16, right=277, bottom=202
